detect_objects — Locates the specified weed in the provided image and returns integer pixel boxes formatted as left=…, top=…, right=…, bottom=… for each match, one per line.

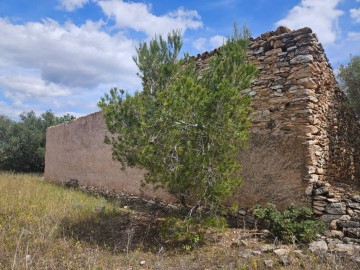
left=160, top=215, right=227, bottom=250
left=253, top=203, right=326, bottom=244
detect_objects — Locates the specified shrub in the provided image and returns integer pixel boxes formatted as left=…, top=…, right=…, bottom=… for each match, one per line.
left=160, top=215, right=227, bottom=250
left=253, top=204, right=326, bottom=244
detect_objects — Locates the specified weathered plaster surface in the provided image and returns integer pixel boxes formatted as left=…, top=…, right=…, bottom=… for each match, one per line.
left=45, top=111, right=175, bottom=202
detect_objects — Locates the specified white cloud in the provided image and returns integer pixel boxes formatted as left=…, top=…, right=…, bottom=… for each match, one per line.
left=0, top=18, right=139, bottom=90
left=98, top=0, right=203, bottom=37
left=348, top=31, right=360, bottom=40
left=350, top=8, right=360, bottom=23
left=192, top=35, right=226, bottom=52
left=0, top=17, right=143, bottom=118
left=57, top=0, right=89, bottom=11
left=0, top=100, right=28, bottom=118
left=0, top=1, right=204, bottom=118
left=276, top=0, right=344, bottom=44
left=210, top=35, right=225, bottom=48
left=192, top=38, right=207, bottom=51
left=0, top=74, right=71, bottom=101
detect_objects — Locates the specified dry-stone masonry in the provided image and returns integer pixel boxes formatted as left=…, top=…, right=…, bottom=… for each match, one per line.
left=241, top=26, right=360, bottom=186
left=45, top=27, right=360, bottom=234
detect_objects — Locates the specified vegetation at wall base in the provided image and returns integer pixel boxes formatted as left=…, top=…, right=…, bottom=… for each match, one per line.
left=99, top=25, right=258, bottom=214
left=160, top=215, right=228, bottom=251
left=1, top=172, right=358, bottom=269
left=253, top=203, right=326, bottom=244
left=0, top=111, right=75, bottom=172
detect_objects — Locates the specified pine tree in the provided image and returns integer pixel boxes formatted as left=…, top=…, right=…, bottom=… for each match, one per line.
left=99, top=25, right=258, bottom=211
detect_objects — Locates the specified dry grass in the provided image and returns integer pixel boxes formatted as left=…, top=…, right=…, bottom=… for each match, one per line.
left=0, top=172, right=358, bottom=269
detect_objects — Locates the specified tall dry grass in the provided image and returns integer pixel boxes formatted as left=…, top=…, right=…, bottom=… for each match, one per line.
left=0, top=172, right=128, bottom=269
left=0, top=172, right=358, bottom=270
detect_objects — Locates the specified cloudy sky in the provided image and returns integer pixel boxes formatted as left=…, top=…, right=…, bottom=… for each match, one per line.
left=0, top=0, right=359, bottom=119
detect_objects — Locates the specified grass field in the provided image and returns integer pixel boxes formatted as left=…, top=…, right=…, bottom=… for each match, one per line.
left=0, top=172, right=358, bottom=269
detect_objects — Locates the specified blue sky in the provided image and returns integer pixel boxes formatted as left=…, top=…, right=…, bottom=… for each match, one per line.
left=0, top=0, right=359, bottom=119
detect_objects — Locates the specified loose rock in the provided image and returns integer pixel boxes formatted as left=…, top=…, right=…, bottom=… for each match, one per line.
left=309, top=240, right=328, bottom=254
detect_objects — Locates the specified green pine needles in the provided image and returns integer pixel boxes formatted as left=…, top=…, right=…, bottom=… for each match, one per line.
left=98, top=25, right=258, bottom=212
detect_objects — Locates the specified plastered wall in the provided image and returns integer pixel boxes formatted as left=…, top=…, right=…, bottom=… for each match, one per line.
left=45, top=111, right=175, bottom=202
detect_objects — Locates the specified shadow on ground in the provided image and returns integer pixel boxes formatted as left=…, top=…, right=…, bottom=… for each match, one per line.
left=59, top=198, right=177, bottom=254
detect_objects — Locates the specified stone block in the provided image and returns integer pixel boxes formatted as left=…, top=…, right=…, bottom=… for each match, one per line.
left=314, top=195, right=327, bottom=201
left=314, top=181, right=326, bottom=188
left=288, top=66, right=313, bottom=79
left=313, top=200, right=328, bottom=207
left=324, top=230, right=344, bottom=239
left=345, top=228, right=360, bottom=239
left=348, top=202, right=360, bottom=210
left=347, top=207, right=354, bottom=216
left=325, top=203, right=347, bottom=215
left=273, top=40, right=284, bottom=49
left=320, top=214, right=343, bottom=223
left=265, top=48, right=282, bottom=56
left=290, top=54, right=313, bottom=64
left=338, top=221, right=360, bottom=229
left=313, top=209, right=324, bottom=216
left=297, top=78, right=317, bottom=89
left=305, top=185, right=313, bottom=195
left=253, top=47, right=264, bottom=54
left=314, top=186, right=329, bottom=196
left=313, top=205, right=325, bottom=212
left=309, top=240, right=328, bottom=254
left=327, top=198, right=339, bottom=203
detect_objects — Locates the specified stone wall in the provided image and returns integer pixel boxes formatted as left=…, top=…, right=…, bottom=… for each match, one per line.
left=305, top=180, right=360, bottom=242
left=45, top=27, right=360, bottom=211
left=241, top=26, right=360, bottom=187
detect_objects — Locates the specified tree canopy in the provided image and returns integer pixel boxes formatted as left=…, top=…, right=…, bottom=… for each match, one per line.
left=99, top=26, right=258, bottom=211
left=338, top=55, right=360, bottom=116
left=0, top=111, right=75, bottom=172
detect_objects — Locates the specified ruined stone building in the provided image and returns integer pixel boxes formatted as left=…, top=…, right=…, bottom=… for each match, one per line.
left=45, top=27, right=360, bottom=218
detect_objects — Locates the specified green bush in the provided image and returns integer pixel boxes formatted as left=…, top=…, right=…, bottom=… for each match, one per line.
left=253, top=204, right=326, bottom=244
left=160, top=215, right=227, bottom=250
left=201, top=216, right=228, bottom=230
